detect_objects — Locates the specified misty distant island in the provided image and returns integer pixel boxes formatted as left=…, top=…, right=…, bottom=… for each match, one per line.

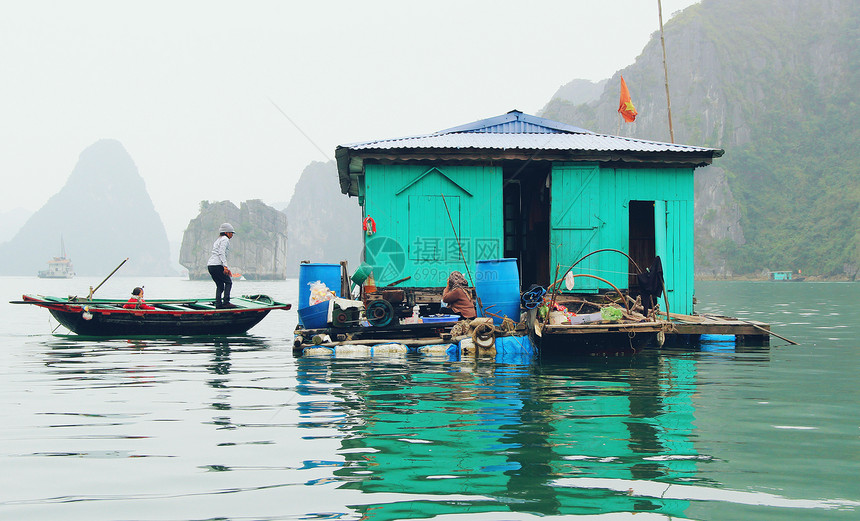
left=0, top=140, right=173, bottom=277
left=0, top=143, right=360, bottom=279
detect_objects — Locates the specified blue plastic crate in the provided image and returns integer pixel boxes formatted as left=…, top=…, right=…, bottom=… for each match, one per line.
left=421, top=314, right=460, bottom=324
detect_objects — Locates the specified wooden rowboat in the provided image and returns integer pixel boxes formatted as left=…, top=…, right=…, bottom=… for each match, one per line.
left=12, top=294, right=290, bottom=337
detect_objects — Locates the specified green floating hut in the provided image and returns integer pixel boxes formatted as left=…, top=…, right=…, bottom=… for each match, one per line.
left=336, top=110, right=723, bottom=315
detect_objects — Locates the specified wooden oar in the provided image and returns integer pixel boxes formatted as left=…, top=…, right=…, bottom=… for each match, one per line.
left=86, top=258, right=129, bottom=299
left=697, top=313, right=799, bottom=345
left=736, top=318, right=799, bottom=345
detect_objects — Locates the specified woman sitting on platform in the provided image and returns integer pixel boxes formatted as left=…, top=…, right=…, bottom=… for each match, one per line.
left=441, top=271, right=476, bottom=319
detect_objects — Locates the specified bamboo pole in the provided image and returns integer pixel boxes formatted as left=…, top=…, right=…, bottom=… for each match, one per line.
left=658, top=0, right=675, bottom=143
left=440, top=193, right=473, bottom=287
left=441, top=193, right=482, bottom=315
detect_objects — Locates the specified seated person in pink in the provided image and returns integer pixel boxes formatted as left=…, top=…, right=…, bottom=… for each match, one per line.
left=441, top=271, right=477, bottom=319
left=124, top=287, right=155, bottom=310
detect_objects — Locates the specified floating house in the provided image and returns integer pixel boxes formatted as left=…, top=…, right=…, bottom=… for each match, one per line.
left=336, top=110, right=723, bottom=315
left=768, top=270, right=804, bottom=282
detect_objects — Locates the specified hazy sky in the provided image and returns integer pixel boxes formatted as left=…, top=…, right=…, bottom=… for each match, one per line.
left=0, top=0, right=700, bottom=242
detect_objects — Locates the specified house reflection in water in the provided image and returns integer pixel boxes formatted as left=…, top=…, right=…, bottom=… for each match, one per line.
left=295, top=355, right=700, bottom=519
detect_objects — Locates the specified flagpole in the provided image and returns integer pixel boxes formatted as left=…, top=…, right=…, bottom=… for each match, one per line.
left=658, top=0, right=675, bottom=143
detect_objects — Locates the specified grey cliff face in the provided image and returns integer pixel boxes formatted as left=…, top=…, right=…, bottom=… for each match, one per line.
left=284, top=161, right=362, bottom=277
left=540, top=0, right=860, bottom=276
left=180, top=200, right=288, bottom=280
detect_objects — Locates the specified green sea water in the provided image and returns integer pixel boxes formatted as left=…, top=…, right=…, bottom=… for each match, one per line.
left=1, top=276, right=857, bottom=520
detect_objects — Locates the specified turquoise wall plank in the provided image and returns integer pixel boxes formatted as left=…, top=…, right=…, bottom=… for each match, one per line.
left=552, top=163, right=695, bottom=313
left=364, top=164, right=502, bottom=287
left=362, top=160, right=695, bottom=312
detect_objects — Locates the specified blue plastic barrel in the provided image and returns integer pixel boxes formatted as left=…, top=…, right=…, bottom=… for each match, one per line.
left=475, top=258, right=521, bottom=325
left=699, top=333, right=736, bottom=352
left=298, top=263, right=341, bottom=326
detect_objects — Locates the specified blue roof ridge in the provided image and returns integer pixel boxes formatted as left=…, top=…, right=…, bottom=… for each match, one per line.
left=436, top=110, right=593, bottom=135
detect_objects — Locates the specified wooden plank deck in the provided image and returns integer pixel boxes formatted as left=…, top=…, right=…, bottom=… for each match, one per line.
left=541, top=313, right=773, bottom=346
left=662, top=313, right=772, bottom=345
left=542, top=321, right=664, bottom=335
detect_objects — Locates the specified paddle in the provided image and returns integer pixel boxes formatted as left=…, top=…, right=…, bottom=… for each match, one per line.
left=86, top=258, right=129, bottom=300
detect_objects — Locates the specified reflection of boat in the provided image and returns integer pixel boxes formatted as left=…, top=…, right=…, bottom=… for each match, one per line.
left=37, top=237, right=75, bottom=279
left=768, top=270, right=805, bottom=282
left=12, top=294, right=290, bottom=336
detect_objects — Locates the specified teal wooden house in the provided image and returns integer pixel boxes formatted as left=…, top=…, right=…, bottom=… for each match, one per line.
left=336, top=110, right=723, bottom=314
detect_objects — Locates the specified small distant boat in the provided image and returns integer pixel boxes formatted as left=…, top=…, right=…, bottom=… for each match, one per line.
left=12, top=294, right=290, bottom=336
left=768, top=270, right=805, bottom=282
left=38, top=237, right=75, bottom=279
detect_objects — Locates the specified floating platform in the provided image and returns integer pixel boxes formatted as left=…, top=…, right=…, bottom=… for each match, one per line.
left=536, top=313, right=772, bottom=355
left=292, top=311, right=774, bottom=359
left=294, top=320, right=537, bottom=363
left=294, top=321, right=460, bottom=347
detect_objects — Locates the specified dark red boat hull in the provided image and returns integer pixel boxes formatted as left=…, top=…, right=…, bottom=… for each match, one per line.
left=18, top=295, right=290, bottom=337
left=46, top=307, right=274, bottom=336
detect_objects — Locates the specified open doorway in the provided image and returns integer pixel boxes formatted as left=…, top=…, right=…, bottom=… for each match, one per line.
left=628, top=200, right=656, bottom=294
left=503, top=161, right=551, bottom=288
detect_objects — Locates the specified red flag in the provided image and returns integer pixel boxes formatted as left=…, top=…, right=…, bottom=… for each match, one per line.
left=618, top=75, right=638, bottom=123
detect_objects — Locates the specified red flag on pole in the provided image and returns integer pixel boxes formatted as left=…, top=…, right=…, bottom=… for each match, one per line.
left=618, top=75, right=638, bottom=123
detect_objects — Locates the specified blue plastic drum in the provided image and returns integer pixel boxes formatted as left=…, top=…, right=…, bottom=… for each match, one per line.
left=475, top=258, right=521, bottom=325
left=298, top=263, right=341, bottom=326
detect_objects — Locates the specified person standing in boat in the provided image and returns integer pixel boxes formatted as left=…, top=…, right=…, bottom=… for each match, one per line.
left=123, top=287, right=155, bottom=310
left=208, top=223, right=237, bottom=309
left=441, top=271, right=477, bottom=319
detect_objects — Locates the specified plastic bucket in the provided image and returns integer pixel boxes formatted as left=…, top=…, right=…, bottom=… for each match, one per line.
left=475, top=258, right=521, bottom=325
left=298, top=263, right=341, bottom=324
left=351, top=262, right=373, bottom=286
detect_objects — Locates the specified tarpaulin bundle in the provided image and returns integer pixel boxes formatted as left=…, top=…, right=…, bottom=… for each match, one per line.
left=521, top=285, right=546, bottom=310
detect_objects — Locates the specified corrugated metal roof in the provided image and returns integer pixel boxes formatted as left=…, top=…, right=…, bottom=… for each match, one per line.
left=341, top=110, right=718, bottom=154
left=344, top=130, right=714, bottom=154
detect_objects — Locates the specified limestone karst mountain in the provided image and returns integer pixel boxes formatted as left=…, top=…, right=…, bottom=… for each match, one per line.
left=179, top=199, right=288, bottom=280
left=0, top=139, right=173, bottom=276
left=0, top=207, right=33, bottom=238
left=284, top=161, right=362, bottom=277
left=541, top=0, right=860, bottom=278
